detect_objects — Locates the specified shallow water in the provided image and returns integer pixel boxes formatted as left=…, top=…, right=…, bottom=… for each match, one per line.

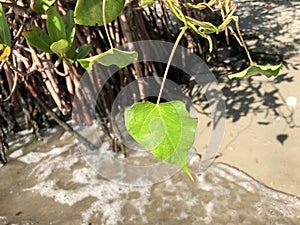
left=0, top=127, right=299, bottom=225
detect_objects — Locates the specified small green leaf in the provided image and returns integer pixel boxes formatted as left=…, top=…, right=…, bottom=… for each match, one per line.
left=33, top=0, right=56, bottom=14
left=228, top=64, right=283, bottom=79
left=50, top=39, right=68, bottom=57
left=0, top=3, right=11, bottom=46
left=23, top=26, right=52, bottom=53
left=141, top=0, right=155, bottom=6
left=46, top=6, right=66, bottom=42
left=63, top=10, right=75, bottom=50
left=74, top=44, right=91, bottom=60
left=124, top=101, right=198, bottom=180
left=78, top=48, right=138, bottom=70
left=74, top=0, right=125, bottom=26
left=66, top=40, right=76, bottom=60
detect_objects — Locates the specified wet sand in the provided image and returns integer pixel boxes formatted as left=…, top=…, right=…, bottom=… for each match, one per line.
left=1, top=129, right=300, bottom=224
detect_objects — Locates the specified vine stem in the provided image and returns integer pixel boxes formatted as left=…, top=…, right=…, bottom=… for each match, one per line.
left=102, top=0, right=113, bottom=49
left=156, top=27, right=187, bottom=104
left=234, top=18, right=253, bottom=65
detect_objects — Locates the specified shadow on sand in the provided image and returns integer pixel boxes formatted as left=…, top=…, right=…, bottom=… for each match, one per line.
left=187, top=0, right=300, bottom=143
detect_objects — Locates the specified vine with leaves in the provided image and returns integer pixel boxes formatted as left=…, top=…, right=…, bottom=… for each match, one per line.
left=0, top=0, right=282, bottom=177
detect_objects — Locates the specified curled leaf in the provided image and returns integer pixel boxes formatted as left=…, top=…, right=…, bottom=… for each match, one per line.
left=124, top=101, right=198, bottom=180
left=78, top=48, right=138, bottom=70
left=50, top=39, right=68, bottom=57
left=228, top=64, right=283, bottom=79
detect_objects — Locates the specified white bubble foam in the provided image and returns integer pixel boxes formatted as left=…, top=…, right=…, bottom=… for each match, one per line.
left=286, top=96, right=297, bottom=107
left=16, top=130, right=300, bottom=225
left=9, top=149, right=23, bottom=158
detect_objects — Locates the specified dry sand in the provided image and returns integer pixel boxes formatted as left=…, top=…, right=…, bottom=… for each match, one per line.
left=202, top=0, right=300, bottom=197
left=216, top=69, right=300, bottom=197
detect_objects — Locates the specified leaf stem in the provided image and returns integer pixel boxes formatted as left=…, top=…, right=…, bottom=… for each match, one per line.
left=234, top=18, right=253, bottom=65
left=156, top=26, right=187, bottom=104
left=102, top=0, right=113, bottom=49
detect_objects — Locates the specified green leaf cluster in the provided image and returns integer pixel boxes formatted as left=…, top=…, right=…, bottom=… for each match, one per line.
left=23, top=7, right=90, bottom=62
left=23, top=4, right=138, bottom=70
left=124, top=101, right=198, bottom=180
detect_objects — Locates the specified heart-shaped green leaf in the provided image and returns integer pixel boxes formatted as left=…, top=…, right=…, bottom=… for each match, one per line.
left=46, top=6, right=66, bottom=42
left=0, top=3, right=11, bottom=46
left=33, top=0, right=56, bottom=14
left=78, top=48, right=138, bottom=70
left=23, top=26, right=52, bottom=53
left=124, top=101, right=198, bottom=180
left=50, top=39, right=68, bottom=57
left=228, top=64, right=283, bottom=79
left=74, top=0, right=125, bottom=26
left=141, top=0, right=155, bottom=6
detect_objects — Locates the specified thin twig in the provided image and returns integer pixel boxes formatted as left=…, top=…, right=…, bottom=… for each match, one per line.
left=24, top=80, right=98, bottom=150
